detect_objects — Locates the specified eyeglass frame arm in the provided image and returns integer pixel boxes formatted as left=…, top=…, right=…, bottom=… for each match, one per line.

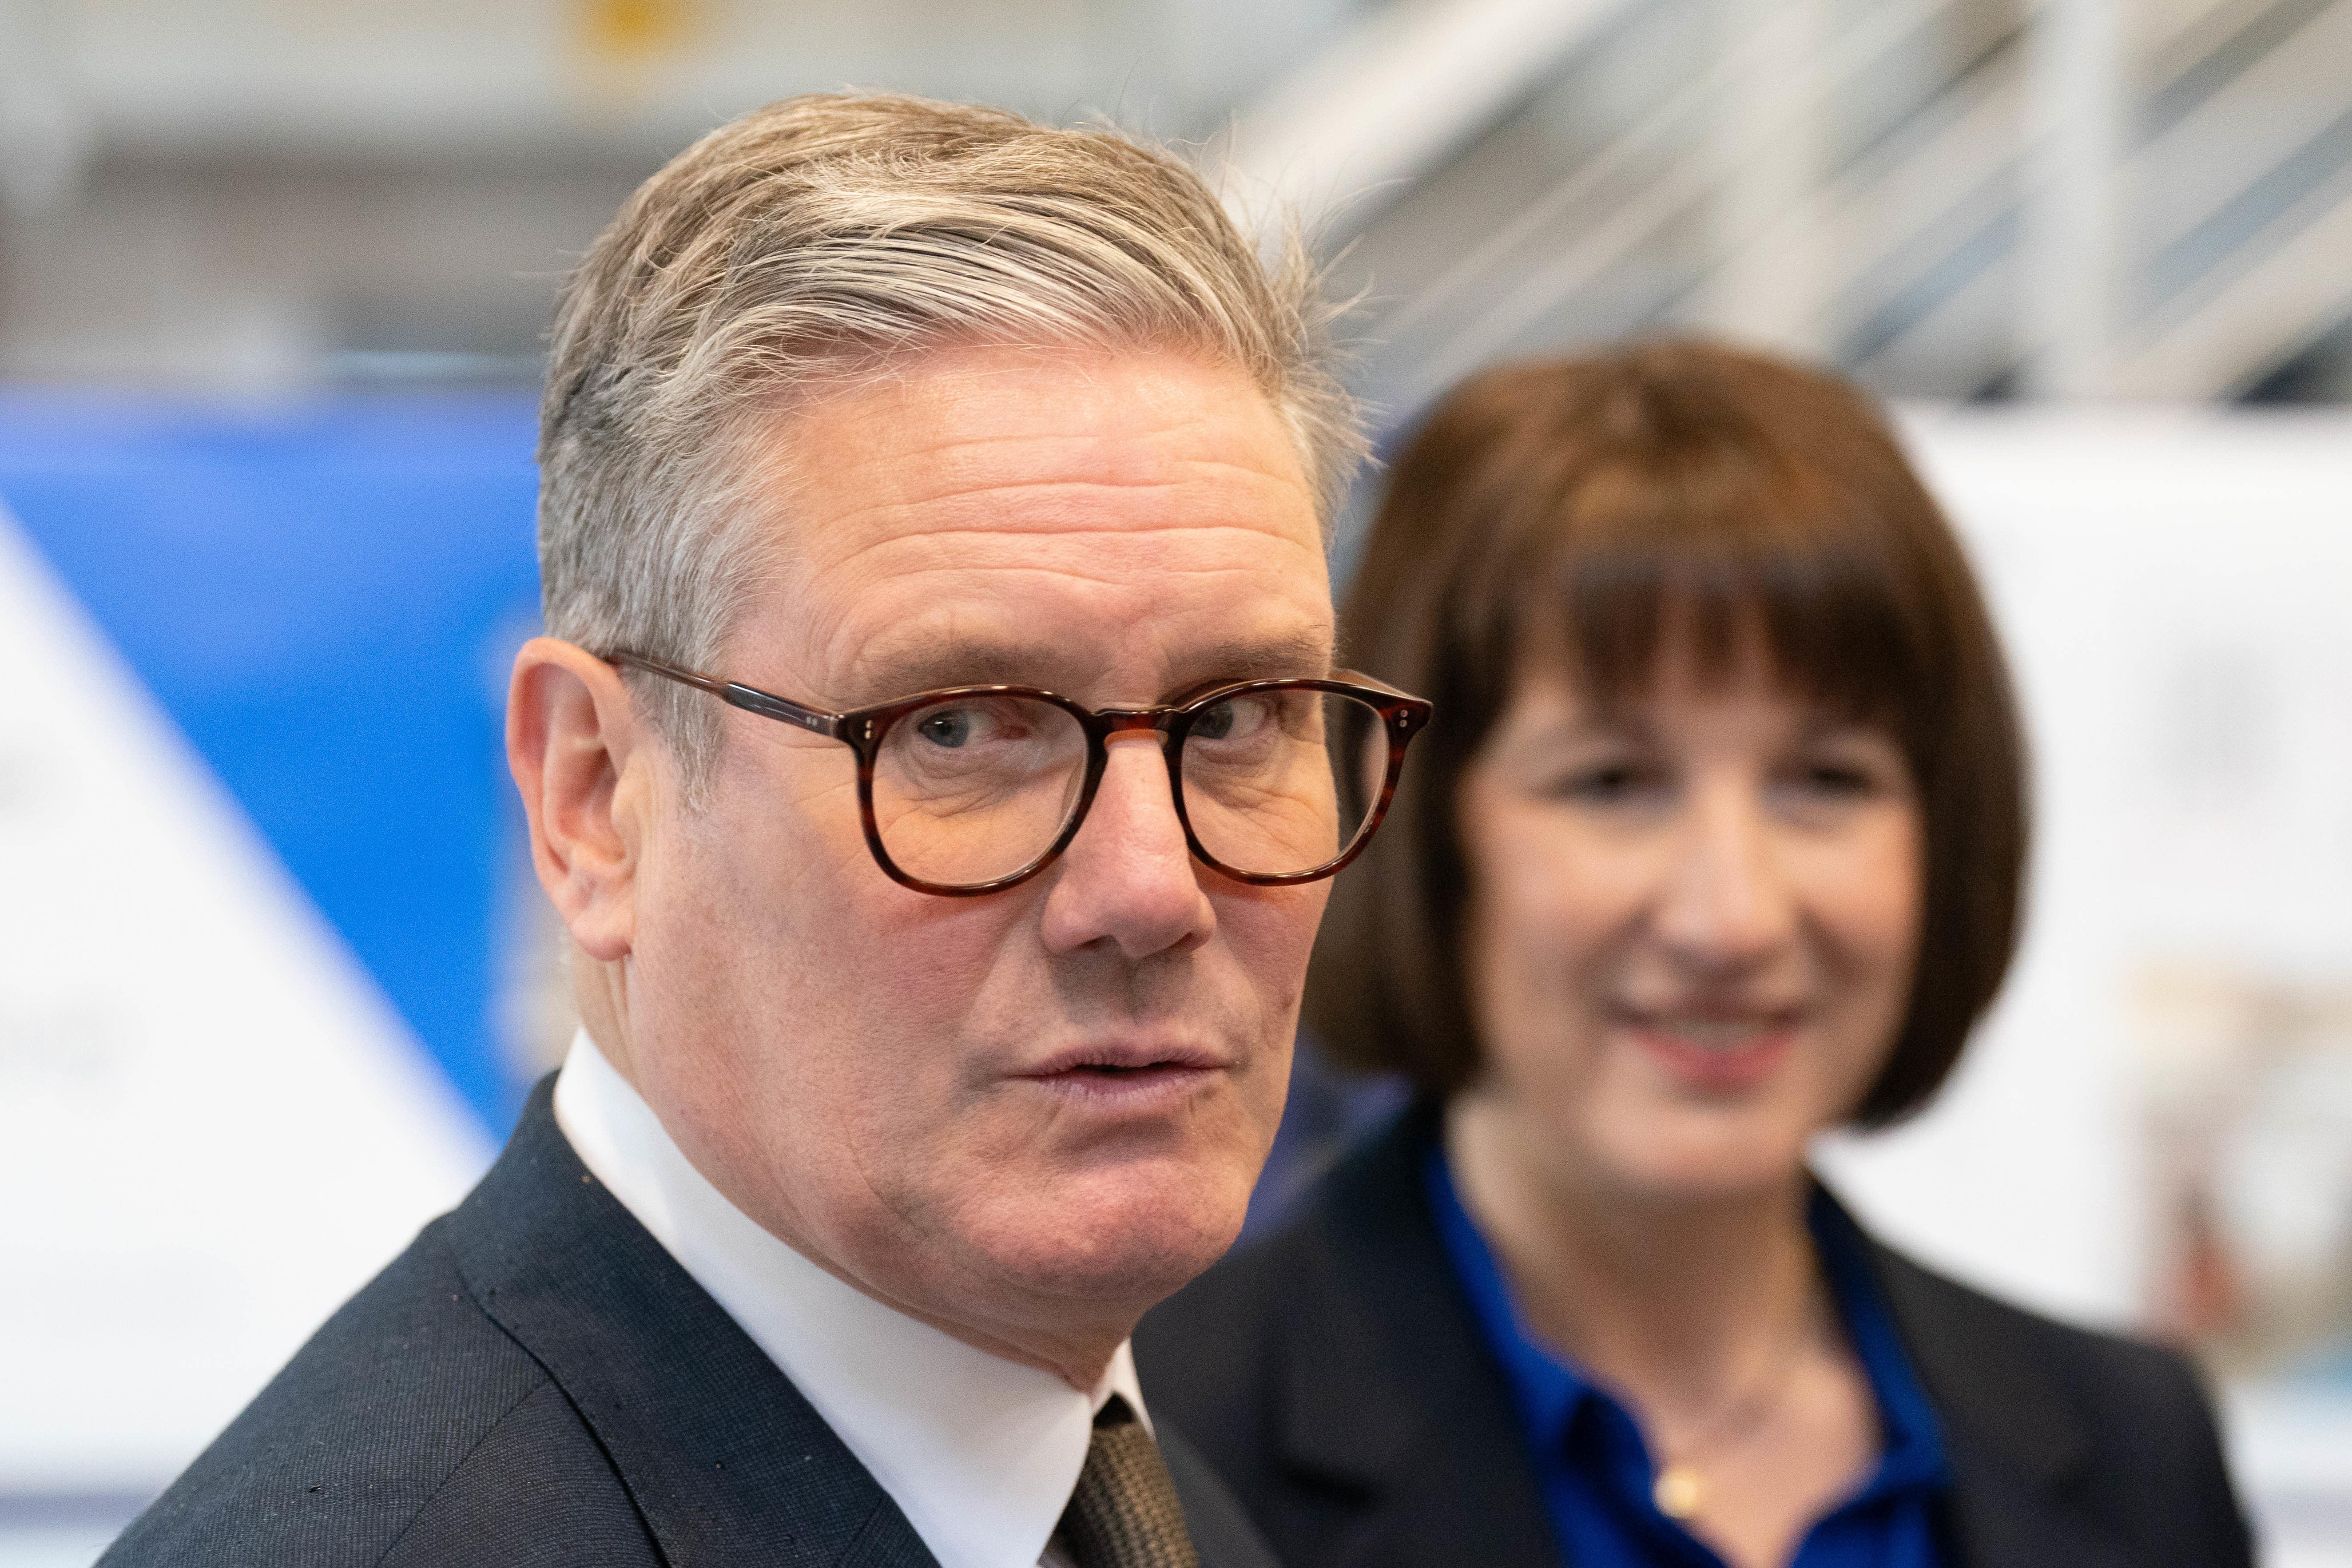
left=608, top=651, right=845, bottom=740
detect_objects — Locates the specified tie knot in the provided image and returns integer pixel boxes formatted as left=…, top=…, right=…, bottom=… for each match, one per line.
left=1055, top=1396, right=1201, bottom=1568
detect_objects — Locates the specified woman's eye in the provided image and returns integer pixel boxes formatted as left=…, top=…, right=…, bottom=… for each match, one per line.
left=1805, top=763, right=1870, bottom=792
left=1549, top=762, right=1658, bottom=802
left=1792, top=759, right=1883, bottom=797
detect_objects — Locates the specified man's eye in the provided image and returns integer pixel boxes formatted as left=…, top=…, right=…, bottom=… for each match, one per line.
left=1192, top=695, right=1278, bottom=744
left=917, top=710, right=974, bottom=748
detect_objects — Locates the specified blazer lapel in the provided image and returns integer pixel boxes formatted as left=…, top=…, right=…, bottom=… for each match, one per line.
left=1271, top=1109, right=1566, bottom=1568
left=1859, top=1222, right=2133, bottom=1568
left=444, top=1083, right=939, bottom=1568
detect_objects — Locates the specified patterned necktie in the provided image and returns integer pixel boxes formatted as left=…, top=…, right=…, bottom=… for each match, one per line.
left=1053, top=1395, right=1203, bottom=1568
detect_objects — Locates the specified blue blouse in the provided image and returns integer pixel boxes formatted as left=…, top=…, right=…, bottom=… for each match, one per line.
left=1425, top=1149, right=1951, bottom=1568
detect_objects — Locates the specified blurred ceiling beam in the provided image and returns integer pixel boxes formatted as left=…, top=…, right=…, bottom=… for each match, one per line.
left=1220, top=0, right=1632, bottom=233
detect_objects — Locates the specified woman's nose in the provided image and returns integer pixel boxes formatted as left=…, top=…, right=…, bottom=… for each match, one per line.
left=1653, top=782, right=1797, bottom=970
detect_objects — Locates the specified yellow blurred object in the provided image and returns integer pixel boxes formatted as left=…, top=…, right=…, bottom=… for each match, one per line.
left=576, top=0, right=696, bottom=63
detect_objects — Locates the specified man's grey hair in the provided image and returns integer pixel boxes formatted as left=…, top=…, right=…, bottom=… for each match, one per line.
left=538, top=91, right=1365, bottom=784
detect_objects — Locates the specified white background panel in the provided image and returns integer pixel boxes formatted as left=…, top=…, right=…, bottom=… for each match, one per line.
left=0, top=504, right=488, bottom=1491
left=1821, top=409, right=2352, bottom=1330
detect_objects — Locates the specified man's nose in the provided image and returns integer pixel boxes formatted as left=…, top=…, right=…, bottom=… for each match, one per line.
left=1653, top=782, right=1796, bottom=970
left=1038, top=731, right=1217, bottom=959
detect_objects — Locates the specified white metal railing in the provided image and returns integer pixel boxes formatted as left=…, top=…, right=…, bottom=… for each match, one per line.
left=1220, top=0, right=1641, bottom=237
left=1241, top=0, right=2352, bottom=416
left=1371, top=0, right=1977, bottom=410
left=2115, top=0, right=2352, bottom=394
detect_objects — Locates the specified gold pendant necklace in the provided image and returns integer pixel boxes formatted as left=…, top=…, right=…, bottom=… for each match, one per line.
left=1646, top=1278, right=1821, bottom=1525
left=1653, top=1463, right=1704, bottom=1519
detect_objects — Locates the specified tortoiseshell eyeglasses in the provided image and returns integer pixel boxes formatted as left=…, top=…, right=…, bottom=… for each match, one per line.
left=606, top=652, right=1433, bottom=897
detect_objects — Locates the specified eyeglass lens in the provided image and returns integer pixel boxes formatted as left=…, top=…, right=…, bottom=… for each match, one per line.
left=867, top=689, right=1392, bottom=888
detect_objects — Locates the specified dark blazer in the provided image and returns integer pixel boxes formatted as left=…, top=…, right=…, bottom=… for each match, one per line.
left=103, top=1080, right=1279, bottom=1568
left=1136, top=1107, right=2252, bottom=1568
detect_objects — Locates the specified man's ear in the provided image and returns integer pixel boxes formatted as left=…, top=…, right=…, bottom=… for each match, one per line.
left=507, top=638, right=647, bottom=962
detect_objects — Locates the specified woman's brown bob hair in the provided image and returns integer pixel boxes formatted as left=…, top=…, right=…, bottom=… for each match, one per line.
left=1308, top=341, right=2027, bottom=1128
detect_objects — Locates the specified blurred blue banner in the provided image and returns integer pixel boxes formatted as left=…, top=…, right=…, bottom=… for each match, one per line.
left=0, top=390, right=543, bottom=1134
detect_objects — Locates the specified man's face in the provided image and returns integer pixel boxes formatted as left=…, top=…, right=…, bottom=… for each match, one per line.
left=616, top=346, right=1331, bottom=1367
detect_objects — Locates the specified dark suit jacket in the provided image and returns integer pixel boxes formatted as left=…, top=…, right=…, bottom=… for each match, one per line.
left=1136, top=1107, right=2253, bottom=1568
left=103, top=1080, right=1280, bottom=1568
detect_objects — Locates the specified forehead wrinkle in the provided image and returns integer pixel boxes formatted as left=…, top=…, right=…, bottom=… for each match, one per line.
left=824, top=538, right=1317, bottom=631
left=803, top=440, right=1266, bottom=503
left=840, top=623, right=1336, bottom=706
left=806, top=560, right=1331, bottom=682
left=868, top=468, right=1312, bottom=527
left=784, top=366, right=1307, bottom=501
left=794, top=472, right=1320, bottom=572
left=818, top=424, right=1271, bottom=470
left=852, top=445, right=1311, bottom=502
left=818, top=562, right=1326, bottom=630
left=807, top=521, right=1328, bottom=599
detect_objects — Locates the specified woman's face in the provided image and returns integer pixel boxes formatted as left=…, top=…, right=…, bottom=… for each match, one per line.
left=1455, top=639, right=1924, bottom=1203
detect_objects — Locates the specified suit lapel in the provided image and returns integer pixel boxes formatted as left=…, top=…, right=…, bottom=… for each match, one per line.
left=1161, top=1422, right=1283, bottom=1568
left=1858, top=1218, right=2132, bottom=1568
left=1271, top=1109, right=1566, bottom=1568
left=444, top=1083, right=938, bottom=1568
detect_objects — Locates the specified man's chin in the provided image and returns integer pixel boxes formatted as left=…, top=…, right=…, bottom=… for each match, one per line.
left=962, top=1167, right=1253, bottom=1307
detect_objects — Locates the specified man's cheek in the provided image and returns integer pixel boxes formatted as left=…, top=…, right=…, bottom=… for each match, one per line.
left=1224, top=892, right=1326, bottom=1016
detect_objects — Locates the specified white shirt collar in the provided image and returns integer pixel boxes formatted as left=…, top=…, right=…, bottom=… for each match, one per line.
left=552, top=1028, right=1148, bottom=1568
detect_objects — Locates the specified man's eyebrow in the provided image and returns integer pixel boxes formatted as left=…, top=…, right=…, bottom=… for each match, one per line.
left=842, top=630, right=1335, bottom=706
left=1165, top=632, right=1336, bottom=690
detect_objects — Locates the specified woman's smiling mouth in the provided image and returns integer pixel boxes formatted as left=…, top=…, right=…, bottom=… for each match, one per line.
left=1615, top=1010, right=1804, bottom=1094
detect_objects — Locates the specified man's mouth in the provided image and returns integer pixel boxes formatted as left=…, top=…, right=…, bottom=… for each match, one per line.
left=1015, top=1042, right=1231, bottom=1107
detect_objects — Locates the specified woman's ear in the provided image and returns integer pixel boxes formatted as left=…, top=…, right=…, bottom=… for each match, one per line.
left=506, top=638, right=645, bottom=962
